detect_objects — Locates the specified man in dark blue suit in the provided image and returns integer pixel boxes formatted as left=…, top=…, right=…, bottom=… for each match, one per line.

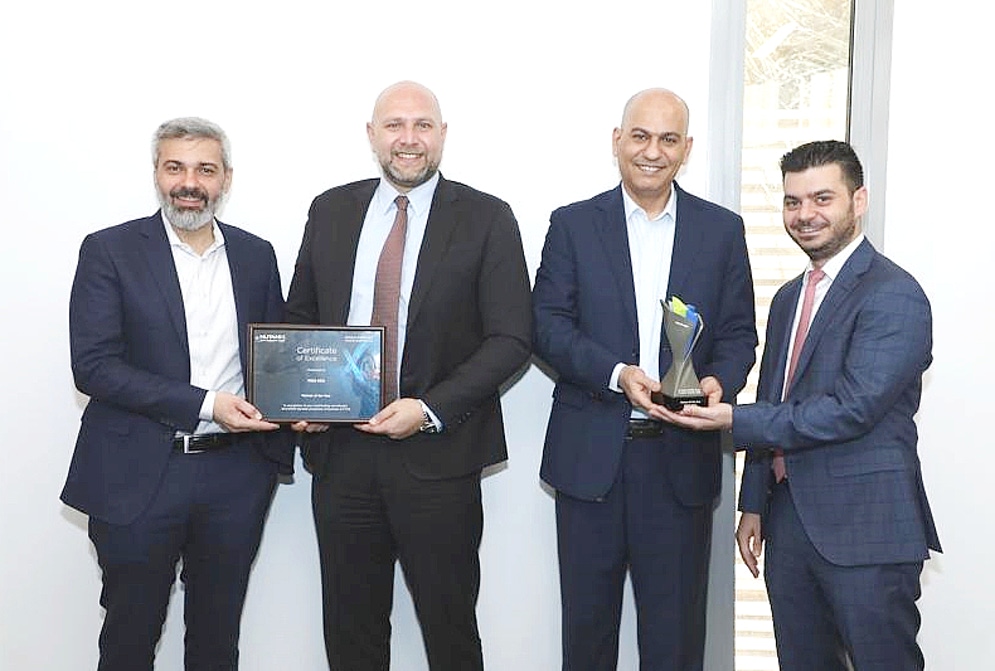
left=664, top=140, right=941, bottom=670
left=532, top=88, right=757, bottom=671
left=62, top=117, right=292, bottom=670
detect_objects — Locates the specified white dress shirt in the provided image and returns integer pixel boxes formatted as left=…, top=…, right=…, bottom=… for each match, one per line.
left=347, top=173, right=441, bottom=426
left=609, top=186, right=678, bottom=417
left=163, top=217, right=242, bottom=435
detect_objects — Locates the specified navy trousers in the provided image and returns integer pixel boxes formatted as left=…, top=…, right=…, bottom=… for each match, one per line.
left=765, top=480, right=924, bottom=671
left=88, top=442, right=277, bottom=671
left=556, top=435, right=713, bottom=671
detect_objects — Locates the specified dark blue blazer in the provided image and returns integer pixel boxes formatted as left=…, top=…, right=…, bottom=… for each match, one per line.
left=533, top=184, right=757, bottom=504
left=736, top=238, right=941, bottom=565
left=62, top=212, right=292, bottom=525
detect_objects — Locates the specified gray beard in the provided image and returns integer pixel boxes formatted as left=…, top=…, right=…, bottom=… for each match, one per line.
left=157, top=192, right=223, bottom=231
left=161, top=203, right=214, bottom=231
left=382, top=160, right=439, bottom=191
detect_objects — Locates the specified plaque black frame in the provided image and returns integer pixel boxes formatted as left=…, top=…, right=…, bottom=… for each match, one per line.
left=247, top=324, right=385, bottom=423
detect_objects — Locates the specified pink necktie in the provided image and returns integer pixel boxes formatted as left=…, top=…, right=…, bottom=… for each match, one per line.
left=773, top=267, right=825, bottom=482
left=371, top=195, right=408, bottom=405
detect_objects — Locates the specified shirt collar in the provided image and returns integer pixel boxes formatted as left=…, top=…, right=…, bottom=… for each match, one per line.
left=621, top=183, right=677, bottom=223
left=373, top=171, right=440, bottom=218
left=161, top=212, right=225, bottom=254
left=809, top=232, right=865, bottom=282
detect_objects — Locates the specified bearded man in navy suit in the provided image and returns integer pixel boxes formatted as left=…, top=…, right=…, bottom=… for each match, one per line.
left=63, top=118, right=291, bottom=670
left=664, top=140, right=941, bottom=670
left=532, top=88, right=758, bottom=671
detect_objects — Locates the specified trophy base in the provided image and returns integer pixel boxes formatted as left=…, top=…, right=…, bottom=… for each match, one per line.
left=651, top=391, right=708, bottom=411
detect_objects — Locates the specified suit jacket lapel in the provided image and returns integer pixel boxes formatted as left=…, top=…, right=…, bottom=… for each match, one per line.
left=219, top=222, right=251, bottom=370
left=408, top=177, right=459, bottom=325
left=654, top=183, right=698, bottom=375
left=594, top=187, right=638, bottom=332
left=140, top=212, right=188, bottom=355
left=331, top=181, right=377, bottom=323
left=764, top=276, right=803, bottom=402
left=789, top=238, right=875, bottom=392
left=666, top=183, right=703, bottom=299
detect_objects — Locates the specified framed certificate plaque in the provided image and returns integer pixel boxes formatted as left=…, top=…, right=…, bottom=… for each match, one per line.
left=247, top=324, right=384, bottom=423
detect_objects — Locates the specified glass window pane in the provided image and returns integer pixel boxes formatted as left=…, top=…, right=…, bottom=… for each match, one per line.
left=736, top=1, right=852, bottom=669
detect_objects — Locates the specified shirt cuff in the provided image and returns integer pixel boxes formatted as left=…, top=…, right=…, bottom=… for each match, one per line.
left=199, top=390, right=216, bottom=422
left=609, top=362, right=627, bottom=393
left=419, top=399, right=443, bottom=432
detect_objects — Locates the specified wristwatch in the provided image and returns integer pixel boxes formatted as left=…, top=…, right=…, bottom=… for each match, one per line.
left=419, top=409, right=440, bottom=434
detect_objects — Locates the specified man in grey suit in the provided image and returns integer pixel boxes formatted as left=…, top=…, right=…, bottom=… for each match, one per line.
left=661, top=140, right=940, bottom=670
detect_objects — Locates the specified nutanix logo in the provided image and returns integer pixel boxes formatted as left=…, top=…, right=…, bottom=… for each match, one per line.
left=255, top=333, right=286, bottom=343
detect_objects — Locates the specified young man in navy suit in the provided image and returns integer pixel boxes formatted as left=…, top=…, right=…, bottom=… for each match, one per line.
left=663, top=140, right=940, bottom=670
left=532, top=88, right=757, bottom=671
left=63, top=118, right=291, bottom=670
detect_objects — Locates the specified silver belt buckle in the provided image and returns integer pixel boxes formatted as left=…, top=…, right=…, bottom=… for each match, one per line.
left=181, top=435, right=205, bottom=454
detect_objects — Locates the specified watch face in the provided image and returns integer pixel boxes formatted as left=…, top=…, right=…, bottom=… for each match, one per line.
left=420, top=413, right=437, bottom=433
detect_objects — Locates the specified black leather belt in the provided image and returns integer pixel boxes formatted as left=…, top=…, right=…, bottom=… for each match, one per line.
left=173, top=433, right=237, bottom=454
left=626, top=419, right=664, bottom=439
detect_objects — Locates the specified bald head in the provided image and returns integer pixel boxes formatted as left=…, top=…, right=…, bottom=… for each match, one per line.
left=371, top=81, right=444, bottom=125
left=367, top=81, right=448, bottom=192
left=620, top=88, right=690, bottom=134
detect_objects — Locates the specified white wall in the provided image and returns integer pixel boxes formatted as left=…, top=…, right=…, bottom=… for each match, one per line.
left=6, top=2, right=988, bottom=670
left=885, top=2, right=995, bottom=667
left=0, top=1, right=734, bottom=669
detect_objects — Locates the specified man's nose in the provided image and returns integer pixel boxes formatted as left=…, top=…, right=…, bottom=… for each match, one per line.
left=399, top=124, right=417, bottom=144
left=797, top=200, right=817, bottom=220
left=180, top=168, right=201, bottom=188
left=643, top=138, right=664, bottom=160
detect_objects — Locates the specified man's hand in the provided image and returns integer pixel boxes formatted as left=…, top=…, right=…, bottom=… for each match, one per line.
left=655, top=401, right=733, bottom=431
left=699, top=375, right=724, bottom=407
left=354, top=398, right=424, bottom=440
left=652, top=375, right=726, bottom=424
left=736, top=512, right=764, bottom=578
left=213, top=391, right=279, bottom=433
left=618, top=365, right=661, bottom=413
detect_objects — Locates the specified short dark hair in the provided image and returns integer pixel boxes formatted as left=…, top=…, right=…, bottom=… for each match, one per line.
left=780, top=140, right=864, bottom=193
